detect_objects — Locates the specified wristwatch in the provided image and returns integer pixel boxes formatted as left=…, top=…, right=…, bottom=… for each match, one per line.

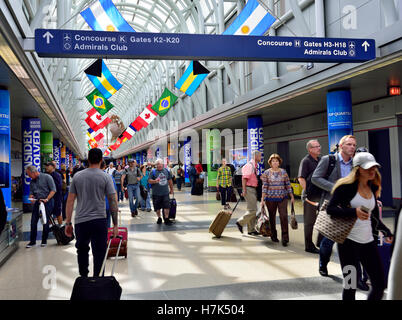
left=65, top=222, right=73, bottom=226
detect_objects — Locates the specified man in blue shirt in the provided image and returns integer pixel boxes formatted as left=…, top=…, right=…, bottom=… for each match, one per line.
left=312, top=135, right=356, bottom=277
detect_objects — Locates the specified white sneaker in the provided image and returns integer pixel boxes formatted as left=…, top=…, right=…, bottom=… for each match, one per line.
left=26, top=242, right=36, bottom=248
left=40, top=243, right=47, bottom=247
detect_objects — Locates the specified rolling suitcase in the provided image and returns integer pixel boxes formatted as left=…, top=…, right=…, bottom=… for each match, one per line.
left=107, top=211, right=127, bottom=258
left=48, top=214, right=74, bottom=245
left=192, top=182, right=204, bottom=195
left=209, top=196, right=241, bottom=238
left=70, top=236, right=123, bottom=300
left=169, top=193, right=177, bottom=220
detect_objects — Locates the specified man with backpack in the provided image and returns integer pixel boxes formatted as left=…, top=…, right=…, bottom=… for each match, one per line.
left=121, top=159, right=142, bottom=217
left=298, top=140, right=322, bottom=254
left=148, top=159, right=174, bottom=225
left=311, top=135, right=356, bottom=277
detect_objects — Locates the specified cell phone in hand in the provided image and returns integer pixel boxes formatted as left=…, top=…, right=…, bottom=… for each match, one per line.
left=360, top=205, right=370, bottom=213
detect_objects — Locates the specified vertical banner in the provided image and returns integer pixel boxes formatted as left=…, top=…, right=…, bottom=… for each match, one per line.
left=327, top=90, right=353, bottom=153
left=142, top=150, right=147, bottom=164
left=21, top=118, right=41, bottom=207
left=40, top=131, right=53, bottom=172
left=247, top=116, right=264, bottom=175
left=206, top=130, right=220, bottom=188
left=60, top=143, right=66, bottom=166
left=53, top=139, right=61, bottom=169
left=136, top=152, right=141, bottom=164
left=0, top=90, right=11, bottom=207
left=65, top=147, right=70, bottom=169
left=183, top=137, right=191, bottom=183
left=69, top=152, right=73, bottom=166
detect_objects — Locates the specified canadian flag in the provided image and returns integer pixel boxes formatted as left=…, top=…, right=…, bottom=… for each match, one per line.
left=131, top=104, right=157, bottom=131
left=85, top=108, right=111, bottom=131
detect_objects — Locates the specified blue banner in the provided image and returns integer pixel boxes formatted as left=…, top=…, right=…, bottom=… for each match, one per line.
left=183, top=138, right=191, bottom=183
left=247, top=116, right=264, bottom=175
left=65, top=147, right=70, bottom=169
left=0, top=90, right=11, bottom=207
left=142, top=151, right=147, bottom=164
left=136, top=152, right=141, bottom=164
left=22, top=118, right=41, bottom=204
left=327, top=91, right=353, bottom=153
left=53, top=139, right=61, bottom=169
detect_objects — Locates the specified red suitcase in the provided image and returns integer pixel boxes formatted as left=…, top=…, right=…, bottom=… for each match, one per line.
left=107, top=227, right=127, bottom=258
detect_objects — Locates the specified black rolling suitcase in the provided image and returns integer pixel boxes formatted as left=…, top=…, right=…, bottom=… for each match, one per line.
left=71, top=236, right=123, bottom=300
left=192, top=182, right=204, bottom=196
left=169, top=192, right=177, bottom=220
left=48, top=215, right=74, bottom=245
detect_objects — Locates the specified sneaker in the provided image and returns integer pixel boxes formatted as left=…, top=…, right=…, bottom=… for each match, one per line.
left=319, top=266, right=329, bottom=277
left=41, top=242, right=47, bottom=247
left=146, top=208, right=152, bottom=212
left=164, top=219, right=173, bottom=225
left=157, top=217, right=162, bottom=224
left=236, top=222, right=243, bottom=234
left=139, top=208, right=145, bottom=211
left=26, top=242, right=36, bottom=248
left=248, top=231, right=260, bottom=236
left=357, top=280, right=370, bottom=291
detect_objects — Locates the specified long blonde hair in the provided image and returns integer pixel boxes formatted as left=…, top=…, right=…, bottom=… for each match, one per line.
left=332, top=166, right=382, bottom=198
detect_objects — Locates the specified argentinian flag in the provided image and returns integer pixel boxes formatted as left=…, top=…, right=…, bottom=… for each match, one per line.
left=81, top=0, right=135, bottom=32
left=223, top=0, right=275, bottom=36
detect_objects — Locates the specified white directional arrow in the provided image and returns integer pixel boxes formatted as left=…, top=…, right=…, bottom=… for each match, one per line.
left=43, top=31, right=54, bottom=44
left=362, top=41, right=370, bottom=52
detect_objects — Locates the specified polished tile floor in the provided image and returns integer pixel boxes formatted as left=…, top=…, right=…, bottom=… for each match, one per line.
left=0, top=188, right=394, bottom=300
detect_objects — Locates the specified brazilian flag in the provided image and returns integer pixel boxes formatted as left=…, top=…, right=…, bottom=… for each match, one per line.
left=86, top=89, right=115, bottom=116
left=151, top=88, right=178, bottom=117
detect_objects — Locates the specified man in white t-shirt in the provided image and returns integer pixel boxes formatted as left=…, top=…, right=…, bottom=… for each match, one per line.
left=105, top=162, right=116, bottom=176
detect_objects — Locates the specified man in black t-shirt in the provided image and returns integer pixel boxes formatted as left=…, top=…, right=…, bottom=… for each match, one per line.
left=298, top=139, right=322, bottom=254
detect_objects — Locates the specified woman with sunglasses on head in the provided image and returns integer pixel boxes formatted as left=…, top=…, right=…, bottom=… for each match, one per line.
left=327, top=152, right=393, bottom=300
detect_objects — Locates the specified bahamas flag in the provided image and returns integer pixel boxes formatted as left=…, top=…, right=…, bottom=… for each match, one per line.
left=85, top=59, right=122, bottom=99
left=86, top=89, right=115, bottom=116
left=222, top=0, right=275, bottom=36
left=175, top=61, right=210, bottom=96
left=151, top=88, right=178, bottom=117
left=81, top=0, right=136, bottom=32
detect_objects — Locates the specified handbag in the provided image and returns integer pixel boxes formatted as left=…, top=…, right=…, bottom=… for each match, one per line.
left=39, top=202, right=47, bottom=225
left=290, top=202, right=298, bottom=230
left=216, top=191, right=221, bottom=201
left=313, top=200, right=357, bottom=244
left=255, top=203, right=271, bottom=237
left=140, top=185, right=148, bottom=199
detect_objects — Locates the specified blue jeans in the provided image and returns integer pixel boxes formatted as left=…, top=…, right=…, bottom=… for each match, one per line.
left=115, top=183, right=124, bottom=201
left=140, top=187, right=151, bottom=210
left=319, top=236, right=335, bottom=268
left=127, top=184, right=140, bottom=213
left=176, top=177, right=183, bottom=190
left=190, top=177, right=196, bottom=194
left=30, top=199, right=54, bottom=243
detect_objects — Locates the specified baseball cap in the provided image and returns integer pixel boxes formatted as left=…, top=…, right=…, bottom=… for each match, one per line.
left=353, top=152, right=381, bottom=169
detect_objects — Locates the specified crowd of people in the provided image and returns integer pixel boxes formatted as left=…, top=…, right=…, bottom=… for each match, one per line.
left=21, top=134, right=399, bottom=300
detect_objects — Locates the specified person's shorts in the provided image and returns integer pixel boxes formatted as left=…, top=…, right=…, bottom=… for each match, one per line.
left=152, top=194, right=170, bottom=212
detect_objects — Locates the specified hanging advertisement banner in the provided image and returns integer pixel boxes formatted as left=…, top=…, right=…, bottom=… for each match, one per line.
left=40, top=131, right=53, bottom=172
left=21, top=118, right=41, bottom=206
left=53, top=139, right=61, bottom=169
left=183, top=138, right=191, bottom=183
left=206, top=130, right=220, bottom=188
left=0, top=90, right=11, bottom=207
left=60, top=143, right=66, bottom=165
left=327, top=90, right=353, bottom=153
left=247, top=116, right=264, bottom=175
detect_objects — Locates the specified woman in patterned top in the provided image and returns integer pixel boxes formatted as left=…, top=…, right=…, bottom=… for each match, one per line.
left=216, top=158, right=233, bottom=210
left=261, top=154, right=295, bottom=246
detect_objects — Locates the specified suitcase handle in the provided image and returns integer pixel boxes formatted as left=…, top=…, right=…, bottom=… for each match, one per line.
left=99, top=235, right=123, bottom=277
left=231, top=189, right=242, bottom=214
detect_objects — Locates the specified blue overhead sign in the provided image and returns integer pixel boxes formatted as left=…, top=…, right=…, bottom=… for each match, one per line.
left=35, top=29, right=376, bottom=63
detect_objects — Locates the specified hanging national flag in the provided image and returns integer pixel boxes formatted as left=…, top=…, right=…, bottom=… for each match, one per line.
left=122, top=124, right=137, bottom=140
left=104, top=148, right=111, bottom=156
left=85, top=59, right=122, bottom=99
left=151, top=88, right=178, bottom=117
left=87, top=128, right=104, bottom=142
left=80, top=0, right=136, bottom=32
left=175, top=61, right=210, bottom=96
left=88, top=138, right=98, bottom=149
left=86, top=89, right=115, bottom=116
left=222, top=0, right=276, bottom=36
left=85, top=107, right=111, bottom=131
left=132, top=104, right=158, bottom=131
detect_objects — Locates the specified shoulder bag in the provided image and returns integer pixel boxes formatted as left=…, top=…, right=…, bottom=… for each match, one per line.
left=290, top=202, right=298, bottom=230
left=255, top=203, right=271, bottom=237
left=313, top=200, right=357, bottom=244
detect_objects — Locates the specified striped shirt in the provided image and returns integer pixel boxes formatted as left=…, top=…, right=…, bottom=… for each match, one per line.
left=217, top=166, right=232, bottom=187
left=261, top=168, right=293, bottom=202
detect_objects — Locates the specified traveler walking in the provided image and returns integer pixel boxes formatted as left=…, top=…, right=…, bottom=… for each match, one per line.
left=64, top=148, right=118, bottom=277
left=176, top=164, right=185, bottom=191
left=121, top=159, right=142, bottom=217
left=25, top=165, right=56, bottom=248
left=105, top=162, right=116, bottom=177
left=235, top=150, right=262, bottom=236
left=312, top=135, right=356, bottom=277
left=45, top=161, right=63, bottom=225
left=189, top=163, right=197, bottom=195
left=298, top=140, right=322, bottom=253
left=113, top=165, right=125, bottom=202
left=326, top=152, right=393, bottom=300
left=139, top=165, right=152, bottom=212
left=216, top=158, right=233, bottom=210
left=261, top=154, right=295, bottom=246
left=148, top=159, right=174, bottom=225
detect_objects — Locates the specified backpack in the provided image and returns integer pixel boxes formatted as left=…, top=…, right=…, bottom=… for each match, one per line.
left=306, top=154, right=336, bottom=200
